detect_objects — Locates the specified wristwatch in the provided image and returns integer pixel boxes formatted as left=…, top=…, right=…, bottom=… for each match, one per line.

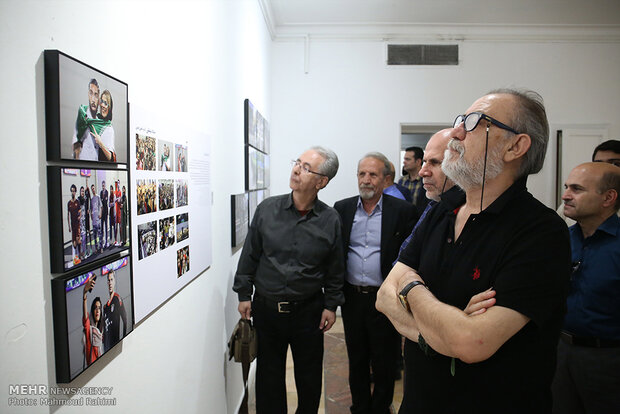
left=398, top=280, right=427, bottom=312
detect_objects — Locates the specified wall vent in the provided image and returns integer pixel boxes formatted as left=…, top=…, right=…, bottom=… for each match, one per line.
left=387, top=44, right=458, bottom=66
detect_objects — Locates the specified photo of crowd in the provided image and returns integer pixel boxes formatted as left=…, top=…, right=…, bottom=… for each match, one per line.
left=136, top=133, right=156, bottom=171
left=176, top=213, right=189, bottom=242
left=137, top=179, right=157, bottom=215
left=177, top=246, right=190, bottom=278
left=158, top=140, right=173, bottom=172
left=176, top=179, right=188, bottom=207
left=57, top=256, right=133, bottom=381
left=159, top=179, right=174, bottom=211
left=175, top=144, right=188, bottom=172
left=159, top=216, right=175, bottom=251
left=59, top=168, right=129, bottom=271
left=137, top=220, right=157, bottom=260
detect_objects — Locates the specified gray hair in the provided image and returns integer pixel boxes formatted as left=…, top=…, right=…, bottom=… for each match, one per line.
left=487, top=88, right=549, bottom=177
left=310, top=146, right=339, bottom=181
left=359, top=152, right=391, bottom=177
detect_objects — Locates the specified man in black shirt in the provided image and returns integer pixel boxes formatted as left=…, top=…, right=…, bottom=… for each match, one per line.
left=233, top=146, right=345, bottom=413
left=377, top=88, right=571, bottom=413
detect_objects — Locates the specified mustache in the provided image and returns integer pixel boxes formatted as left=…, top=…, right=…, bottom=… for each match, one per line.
left=359, top=184, right=374, bottom=190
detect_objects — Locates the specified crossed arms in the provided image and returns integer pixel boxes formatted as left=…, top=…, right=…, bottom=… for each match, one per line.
left=376, top=262, right=529, bottom=364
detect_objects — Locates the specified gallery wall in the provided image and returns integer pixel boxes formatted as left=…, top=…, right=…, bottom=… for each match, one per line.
left=270, top=39, right=620, bottom=208
left=0, top=0, right=270, bottom=413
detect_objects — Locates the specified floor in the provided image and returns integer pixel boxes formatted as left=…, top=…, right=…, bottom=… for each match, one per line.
left=248, top=316, right=404, bottom=413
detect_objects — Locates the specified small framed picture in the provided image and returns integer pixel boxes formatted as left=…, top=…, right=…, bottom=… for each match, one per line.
left=47, top=166, right=130, bottom=274
left=51, top=256, right=134, bottom=383
left=44, top=50, right=128, bottom=165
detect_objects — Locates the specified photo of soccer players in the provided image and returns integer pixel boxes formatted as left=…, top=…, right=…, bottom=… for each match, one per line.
left=159, top=216, right=175, bottom=251
left=176, top=179, right=188, bottom=207
left=176, top=213, right=189, bottom=242
left=136, top=133, right=156, bottom=171
left=136, top=179, right=157, bottom=215
left=137, top=221, right=157, bottom=260
left=177, top=246, right=190, bottom=278
left=158, top=179, right=174, bottom=211
left=57, top=168, right=129, bottom=272
left=175, top=144, right=188, bottom=172
left=52, top=256, right=133, bottom=382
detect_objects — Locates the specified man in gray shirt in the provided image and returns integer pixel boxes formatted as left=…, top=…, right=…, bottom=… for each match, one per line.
left=90, top=183, right=103, bottom=254
left=233, top=146, right=345, bottom=414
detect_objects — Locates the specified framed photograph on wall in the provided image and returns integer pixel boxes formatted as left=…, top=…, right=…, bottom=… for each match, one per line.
left=47, top=166, right=130, bottom=274
left=51, top=255, right=134, bottom=383
left=44, top=50, right=129, bottom=164
left=231, top=193, right=249, bottom=248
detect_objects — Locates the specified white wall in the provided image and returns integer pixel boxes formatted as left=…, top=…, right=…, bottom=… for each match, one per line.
left=0, top=1, right=271, bottom=413
left=270, top=39, right=620, bottom=207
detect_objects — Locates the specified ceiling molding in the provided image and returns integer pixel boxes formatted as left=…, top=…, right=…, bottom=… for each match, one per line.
left=270, top=23, right=620, bottom=43
left=257, top=0, right=276, bottom=40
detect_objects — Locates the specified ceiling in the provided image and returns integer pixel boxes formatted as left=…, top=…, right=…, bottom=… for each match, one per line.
left=260, top=0, right=620, bottom=40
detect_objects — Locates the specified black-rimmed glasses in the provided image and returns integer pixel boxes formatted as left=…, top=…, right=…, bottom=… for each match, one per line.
left=453, top=112, right=520, bottom=135
left=291, top=159, right=327, bottom=177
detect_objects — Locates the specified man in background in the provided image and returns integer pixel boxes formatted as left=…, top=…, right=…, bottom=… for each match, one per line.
left=557, top=139, right=620, bottom=225
left=383, top=161, right=412, bottom=202
left=398, top=146, right=429, bottom=214
left=334, top=152, right=417, bottom=413
left=553, top=161, right=620, bottom=413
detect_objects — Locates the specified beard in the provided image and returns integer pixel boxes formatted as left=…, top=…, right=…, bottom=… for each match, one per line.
left=359, top=184, right=377, bottom=200
left=442, top=139, right=504, bottom=191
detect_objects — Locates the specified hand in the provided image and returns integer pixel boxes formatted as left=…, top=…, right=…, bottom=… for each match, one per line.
left=319, top=309, right=336, bottom=332
left=238, top=301, right=251, bottom=320
left=464, top=288, right=496, bottom=316
left=83, top=276, right=96, bottom=294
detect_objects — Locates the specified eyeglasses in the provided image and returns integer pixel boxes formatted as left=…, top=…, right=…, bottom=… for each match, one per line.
left=594, top=159, right=620, bottom=167
left=100, top=100, right=109, bottom=108
left=291, top=159, right=327, bottom=177
left=453, top=112, right=519, bottom=135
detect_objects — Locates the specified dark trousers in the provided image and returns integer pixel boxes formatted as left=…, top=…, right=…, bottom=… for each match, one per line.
left=552, top=338, right=620, bottom=414
left=252, top=294, right=325, bottom=414
left=342, top=285, right=400, bottom=414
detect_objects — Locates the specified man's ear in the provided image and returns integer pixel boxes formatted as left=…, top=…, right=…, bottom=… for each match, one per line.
left=602, top=189, right=618, bottom=209
left=316, top=176, right=329, bottom=190
left=504, top=133, right=532, bottom=163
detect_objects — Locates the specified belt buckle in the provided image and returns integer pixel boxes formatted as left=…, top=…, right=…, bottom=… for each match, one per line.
left=277, top=302, right=291, bottom=313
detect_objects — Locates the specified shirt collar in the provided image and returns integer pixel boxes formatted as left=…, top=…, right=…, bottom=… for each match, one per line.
left=482, top=176, right=529, bottom=215
left=356, top=194, right=383, bottom=213
left=594, top=213, right=620, bottom=237
left=286, top=191, right=322, bottom=216
left=438, top=186, right=465, bottom=210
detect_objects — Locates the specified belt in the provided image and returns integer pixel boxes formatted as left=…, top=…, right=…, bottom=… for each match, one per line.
left=346, top=283, right=380, bottom=294
left=253, top=292, right=321, bottom=314
left=560, top=331, right=620, bottom=348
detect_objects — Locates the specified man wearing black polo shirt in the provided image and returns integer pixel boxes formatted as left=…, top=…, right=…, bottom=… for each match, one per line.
left=552, top=161, right=620, bottom=413
left=233, top=146, right=345, bottom=414
left=334, top=152, right=417, bottom=414
left=377, top=88, right=571, bottom=413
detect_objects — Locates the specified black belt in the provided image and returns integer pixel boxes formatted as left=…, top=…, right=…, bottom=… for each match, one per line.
left=346, top=282, right=380, bottom=294
left=560, top=331, right=620, bottom=348
left=253, top=292, right=321, bottom=313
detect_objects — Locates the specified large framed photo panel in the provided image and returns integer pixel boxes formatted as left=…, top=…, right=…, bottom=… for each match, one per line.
left=44, top=50, right=128, bottom=164
left=51, top=255, right=134, bottom=383
left=48, top=166, right=130, bottom=274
